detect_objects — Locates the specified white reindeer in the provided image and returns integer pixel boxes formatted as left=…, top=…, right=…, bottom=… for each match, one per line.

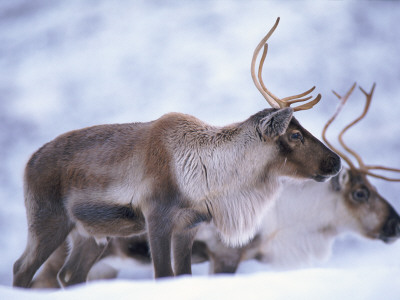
left=193, top=83, right=400, bottom=272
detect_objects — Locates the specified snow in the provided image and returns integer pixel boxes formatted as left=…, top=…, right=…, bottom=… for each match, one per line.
left=1, top=0, right=400, bottom=299
left=3, top=267, right=400, bottom=300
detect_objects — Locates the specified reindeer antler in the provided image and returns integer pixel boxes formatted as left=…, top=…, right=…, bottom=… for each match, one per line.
left=326, top=83, right=400, bottom=182
left=338, top=84, right=400, bottom=181
left=251, top=17, right=321, bottom=111
left=322, top=82, right=357, bottom=170
left=337, top=84, right=374, bottom=170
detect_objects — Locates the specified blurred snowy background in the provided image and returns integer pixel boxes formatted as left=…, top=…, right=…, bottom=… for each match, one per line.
left=1, top=0, right=400, bottom=298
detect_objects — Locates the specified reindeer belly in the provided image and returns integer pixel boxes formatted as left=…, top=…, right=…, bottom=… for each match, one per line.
left=71, top=202, right=146, bottom=238
left=63, top=163, right=152, bottom=238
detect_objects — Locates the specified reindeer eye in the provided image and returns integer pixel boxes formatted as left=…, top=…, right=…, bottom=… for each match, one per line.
left=352, top=188, right=370, bottom=202
left=289, top=131, right=303, bottom=142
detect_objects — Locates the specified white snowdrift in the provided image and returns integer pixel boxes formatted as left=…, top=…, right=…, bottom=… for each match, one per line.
left=3, top=266, right=400, bottom=300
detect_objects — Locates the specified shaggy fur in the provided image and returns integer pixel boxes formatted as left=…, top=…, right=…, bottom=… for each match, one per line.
left=13, top=108, right=340, bottom=288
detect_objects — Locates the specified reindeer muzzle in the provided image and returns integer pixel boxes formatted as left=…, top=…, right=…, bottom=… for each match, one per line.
left=379, top=207, right=400, bottom=243
left=315, top=154, right=341, bottom=181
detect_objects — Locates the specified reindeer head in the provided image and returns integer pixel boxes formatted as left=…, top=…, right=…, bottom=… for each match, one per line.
left=251, top=18, right=341, bottom=182
left=324, top=83, right=400, bottom=243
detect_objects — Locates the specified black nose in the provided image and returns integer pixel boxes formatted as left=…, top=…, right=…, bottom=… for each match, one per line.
left=319, top=154, right=341, bottom=176
left=380, top=206, right=400, bottom=242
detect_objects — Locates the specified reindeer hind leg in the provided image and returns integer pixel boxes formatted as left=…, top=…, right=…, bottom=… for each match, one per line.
left=13, top=211, right=72, bottom=288
left=57, top=234, right=110, bottom=287
left=31, top=241, right=69, bottom=289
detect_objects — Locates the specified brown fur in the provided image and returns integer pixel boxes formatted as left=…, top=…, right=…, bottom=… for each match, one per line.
left=35, top=165, right=399, bottom=287
left=337, top=169, right=400, bottom=242
left=13, top=108, right=340, bottom=288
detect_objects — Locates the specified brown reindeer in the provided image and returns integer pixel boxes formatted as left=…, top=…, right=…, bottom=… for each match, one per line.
left=30, top=84, right=400, bottom=288
left=74, top=83, right=400, bottom=279
left=13, top=17, right=340, bottom=288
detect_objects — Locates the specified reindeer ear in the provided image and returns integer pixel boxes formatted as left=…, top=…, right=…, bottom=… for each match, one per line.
left=259, top=108, right=293, bottom=138
left=331, top=169, right=349, bottom=192
left=339, top=169, right=350, bottom=185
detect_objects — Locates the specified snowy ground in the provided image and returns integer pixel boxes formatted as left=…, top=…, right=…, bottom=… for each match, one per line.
left=2, top=266, right=400, bottom=300
left=1, top=0, right=400, bottom=299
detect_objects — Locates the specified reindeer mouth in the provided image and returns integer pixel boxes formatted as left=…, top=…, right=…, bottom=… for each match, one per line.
left=379, top=219, right=400, bottom=243
left=378, top=234, right=399, bottom=244
left=312, top=174, right=331, bottom=182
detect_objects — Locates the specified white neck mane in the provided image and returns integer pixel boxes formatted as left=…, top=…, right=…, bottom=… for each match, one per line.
left=170, top=118, right=282, bottom=247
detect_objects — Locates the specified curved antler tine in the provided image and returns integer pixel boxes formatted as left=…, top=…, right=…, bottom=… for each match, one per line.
left=251, top=18, right=281, bottom=109
left=359, top=83, right=376, bottom=99
left=254, top=17, right=280, bottom=54
left=281, top=86, right=316, bottom=102
left=285, top=96, right=313, bottom=105
left=257, top=43, right=282, bottom=105
left=332, top=90, right=341, bottom=99
left=366, top=166, right=400, bottom=172
left=321, top=83, right=357, bottom=169
left=361, top=170, right=400, bottom=182
left=365, top=166, right=400, bottom=181
left=292, top=94, right=322, bottom=112
left=338, top=83, right=375, bottom=169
